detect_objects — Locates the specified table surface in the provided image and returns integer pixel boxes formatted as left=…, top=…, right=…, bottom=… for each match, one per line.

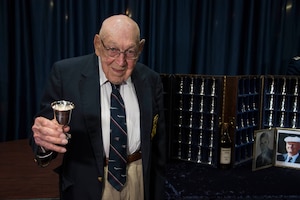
left=0, top=139, right=62, bottom=199
left=165, top=159, right=300, bottom=199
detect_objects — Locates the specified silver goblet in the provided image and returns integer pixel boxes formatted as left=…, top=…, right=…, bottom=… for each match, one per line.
left=51, top=100, right=75, bottom=139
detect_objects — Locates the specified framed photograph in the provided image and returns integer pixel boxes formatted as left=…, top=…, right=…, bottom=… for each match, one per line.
left=275, top=128, right=300, bottom=169
left=252, top=128, right=275, bottom=171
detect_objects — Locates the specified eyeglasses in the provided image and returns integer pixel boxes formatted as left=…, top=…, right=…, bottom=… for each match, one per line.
left=101, top=40, right=138, bottom=60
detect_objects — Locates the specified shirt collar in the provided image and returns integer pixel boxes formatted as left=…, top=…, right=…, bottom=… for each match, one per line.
left=291, top=153, right=299, bottom=159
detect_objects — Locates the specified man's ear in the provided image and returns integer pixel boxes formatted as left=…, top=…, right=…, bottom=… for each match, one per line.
left=138, top=39, right=145, bottom=53
left=94, top=34, right=101, bottom=56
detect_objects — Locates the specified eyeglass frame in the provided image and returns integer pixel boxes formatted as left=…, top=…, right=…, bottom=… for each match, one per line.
left=101, top=39, right=139, bottom=60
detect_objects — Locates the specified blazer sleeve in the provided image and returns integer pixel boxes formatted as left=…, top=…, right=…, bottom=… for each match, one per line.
left=29, top=61, right=63, bottom=165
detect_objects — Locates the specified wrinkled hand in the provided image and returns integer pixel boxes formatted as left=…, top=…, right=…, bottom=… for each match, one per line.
left=32, top=116, right=70, bottom=153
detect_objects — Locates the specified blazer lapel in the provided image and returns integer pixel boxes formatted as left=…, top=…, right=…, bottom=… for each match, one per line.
left=79, top=54, right=104, bottom=171
left=131, top=65, right=152, bottom=173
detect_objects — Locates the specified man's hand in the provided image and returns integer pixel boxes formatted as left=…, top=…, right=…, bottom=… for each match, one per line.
left=32, top=116, right=69, bottom=153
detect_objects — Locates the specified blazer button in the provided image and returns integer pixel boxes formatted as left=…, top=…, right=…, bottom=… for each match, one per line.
left=98, top=177, right=103, bottom=182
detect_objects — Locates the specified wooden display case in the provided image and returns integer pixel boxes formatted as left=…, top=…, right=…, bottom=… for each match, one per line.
left=161, top=74, right=300, bottom=168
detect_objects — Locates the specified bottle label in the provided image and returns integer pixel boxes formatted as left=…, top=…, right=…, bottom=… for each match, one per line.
left=220, top=147, right=231, bottom=164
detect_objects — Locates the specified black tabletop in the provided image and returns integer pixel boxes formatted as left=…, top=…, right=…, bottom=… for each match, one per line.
left=165, top=160, right=300, bottom=199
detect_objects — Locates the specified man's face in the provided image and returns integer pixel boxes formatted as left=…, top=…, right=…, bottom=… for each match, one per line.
left=93, top=16, right=144, bottom=85
left=260, top=136, right=269, bottom=153
left=286, top=142, right=300, bottom=156
left=95, top=35, right=141, bottom=84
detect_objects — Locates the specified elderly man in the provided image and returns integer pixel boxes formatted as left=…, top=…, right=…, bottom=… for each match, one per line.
left=277, top=136, right=300, bottom=163
left=30, top=15, right=166, bottom=200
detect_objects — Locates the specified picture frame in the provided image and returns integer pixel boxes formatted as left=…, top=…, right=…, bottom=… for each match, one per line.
left=252, top=128, right=275, bottom=171
left=275, top=128, right=300, bottom=169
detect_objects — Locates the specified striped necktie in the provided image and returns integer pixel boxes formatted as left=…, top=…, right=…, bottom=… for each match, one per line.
left=108, top=83, right=127, bottom=191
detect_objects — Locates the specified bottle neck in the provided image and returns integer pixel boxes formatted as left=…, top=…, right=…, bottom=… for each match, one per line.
left=221, top=123, right=231, bottom=142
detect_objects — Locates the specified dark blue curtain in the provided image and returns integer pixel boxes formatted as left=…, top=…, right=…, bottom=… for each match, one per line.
left=1, top=0, right=300, bottom=142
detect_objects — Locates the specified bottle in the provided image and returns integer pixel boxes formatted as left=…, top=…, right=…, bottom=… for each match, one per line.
left=219, top=122, right=232, bottom=169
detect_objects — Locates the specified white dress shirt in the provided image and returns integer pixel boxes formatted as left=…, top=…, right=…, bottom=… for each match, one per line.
left=98, top=57, right=141, bottom=157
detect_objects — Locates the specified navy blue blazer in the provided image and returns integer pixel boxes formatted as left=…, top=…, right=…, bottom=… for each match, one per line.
left=30, top=53, right=166, bottom=200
